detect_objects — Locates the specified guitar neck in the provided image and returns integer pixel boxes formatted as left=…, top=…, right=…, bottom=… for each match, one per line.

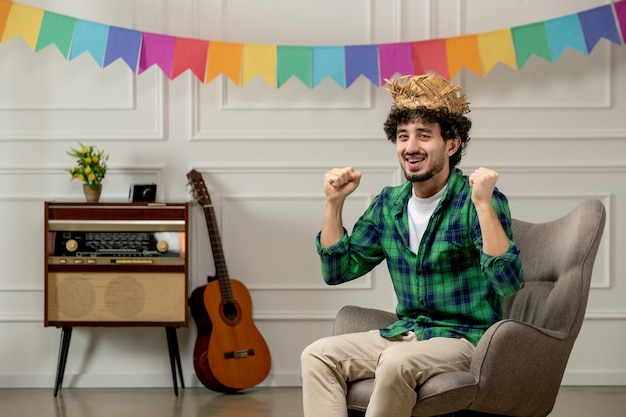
left=202, top=203, right=234, bottom=302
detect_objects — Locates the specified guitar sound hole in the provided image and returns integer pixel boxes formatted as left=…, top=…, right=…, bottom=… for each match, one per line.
left=222, top=301, right=238, bottom=322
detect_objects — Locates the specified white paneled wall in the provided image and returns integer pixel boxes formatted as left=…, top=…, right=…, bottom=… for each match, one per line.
left=0, top=0, right=624, bottom=389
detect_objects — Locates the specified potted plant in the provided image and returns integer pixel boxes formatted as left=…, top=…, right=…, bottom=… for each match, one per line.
left=67, top=143, right=109, bottom=202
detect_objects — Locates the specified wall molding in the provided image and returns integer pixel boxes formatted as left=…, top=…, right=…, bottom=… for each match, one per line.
left=473, top=129, right=626, bottom=140
left=186, top=128, right=626, bottom=141
left=562, top=370, right=626, bottom=386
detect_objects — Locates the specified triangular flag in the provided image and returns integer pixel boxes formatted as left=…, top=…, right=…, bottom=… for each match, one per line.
left=277, top=45, right=311, bottom=88
left=35, top=11, right=76, bottom=58
left=242, top=43, right=277, bottom=87
left=69, top=20, right=109, bottom=66
left=103, top=26, right=143, bottom=71
left=138, top=32, right=176, bottom=77
left=0, top=0, right=12, bottom=39
left=2, top=0, right=625, bottom=90
left=615, top=0, right=626, bottom=43
left=378, top=42, right=414, bottom=83
left=345, top=44, right=379, bottom=87
left=205, top=41, right=243, bottom=85
left=544, top=14, right=587, bottom=60
left=311, top=46, right=345, bottom=88
left=478, top=29, right=517, bottom=73
left=2, top=2, right=44, bottom=51
left=511, top=22, right=552, bottom=68
left=411, top=39, right=448, bottom=79
left=171, top=37, right=209, bottom=81
left=446, top=34, right=482, bottom=78
left=578, top=5, right=622, bottom=51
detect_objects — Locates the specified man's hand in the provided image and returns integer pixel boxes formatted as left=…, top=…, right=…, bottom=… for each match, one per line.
left=320, top=167, right=361, bottom=247
left=469, top=167, right=498, bottom=207
left=469, top=167, right=510, bottom=256
left=324, top=167, right=362, bottom=202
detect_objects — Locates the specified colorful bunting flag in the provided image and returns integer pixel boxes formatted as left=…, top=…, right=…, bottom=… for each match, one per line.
left=446, top=35, right=482, bottom=78
left=411, top=39, right=448, bottom=79
left=69, top=20, right=109, bottom=66
left=242, top=44, right=277, bottom=87
left=615, top=0, right=626, bottom=43
left=35, top=12, right=75, bottom=58
left=103, top=26, right=142, bottom=71
left=312, top=46, right=345, bottom=88
left=0, top=0, right=12, bottom=37
left=378, top=42, right=414, bottom=84
left=171, top=37, right=209, bottom=81
left=205, top=41, right=243, bottom=85
left=478, top=29, right=517, bottom=73
left=544, top=14, right=587, bottom=60
left=345, top=45, right=379, bottom=88
left=277, top=45, right=311, bottom=88
left=0, top=1, right=624, bottom=88
left=3, top=2, right=43, bottom=50
left=511, top=22, right=552, bottom=68
left=139, top=32, right=176, bottom=76
left=578, top=5, right=622, bottom=52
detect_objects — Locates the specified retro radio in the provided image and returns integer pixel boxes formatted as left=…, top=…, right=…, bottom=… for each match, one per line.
left=44, top=202, right=189, bottom=327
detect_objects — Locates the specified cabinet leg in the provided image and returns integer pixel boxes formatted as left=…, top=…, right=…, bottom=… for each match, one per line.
left=165, top=327, right=185, bottom=395
left=54, top=327, right=73, bottom=397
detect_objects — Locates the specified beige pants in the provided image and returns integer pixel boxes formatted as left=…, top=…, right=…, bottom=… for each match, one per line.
left=301, top=330, right=475, bottom=417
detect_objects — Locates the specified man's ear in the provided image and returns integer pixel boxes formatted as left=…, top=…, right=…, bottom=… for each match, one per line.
left=447, top=137, right=461, bottom=156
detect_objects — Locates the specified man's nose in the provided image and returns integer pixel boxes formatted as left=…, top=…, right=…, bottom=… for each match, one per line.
left=405, top=136, right=421, bottom=153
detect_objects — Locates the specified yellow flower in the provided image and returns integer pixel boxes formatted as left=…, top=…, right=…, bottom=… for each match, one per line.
left=67, top=142, right=108, bottom=187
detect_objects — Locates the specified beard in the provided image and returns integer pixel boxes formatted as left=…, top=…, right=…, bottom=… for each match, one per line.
left=402, top=152, right=446, bottom=183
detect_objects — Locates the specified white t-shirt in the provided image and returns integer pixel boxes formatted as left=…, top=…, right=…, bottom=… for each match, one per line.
left=408, top=185, right=446, bottom=254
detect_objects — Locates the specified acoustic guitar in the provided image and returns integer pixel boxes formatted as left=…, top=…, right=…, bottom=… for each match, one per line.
left=187, top=169, right=271, bottom=392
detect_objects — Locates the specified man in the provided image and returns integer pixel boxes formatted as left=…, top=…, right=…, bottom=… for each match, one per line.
left=301, top=73, right=523, bottom=417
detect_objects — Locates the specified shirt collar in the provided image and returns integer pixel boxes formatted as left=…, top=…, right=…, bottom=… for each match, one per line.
left=394, top=167, right=464, bottom=210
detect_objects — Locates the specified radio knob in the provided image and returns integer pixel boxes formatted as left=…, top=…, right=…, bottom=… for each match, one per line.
left=156, top=240, right=169, bottom=253
left=65, top=239, right=78, bottom=252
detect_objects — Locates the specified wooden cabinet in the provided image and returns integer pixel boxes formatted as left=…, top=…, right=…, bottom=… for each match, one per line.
left=44, top=201, right=189, bottom=395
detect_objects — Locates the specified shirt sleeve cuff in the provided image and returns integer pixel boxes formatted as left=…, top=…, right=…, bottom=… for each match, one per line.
left=316, top=228, right=349, bottom=255
left=480, top=240, right=519, bottom=265
left=480, top=241, right=523, bottom=295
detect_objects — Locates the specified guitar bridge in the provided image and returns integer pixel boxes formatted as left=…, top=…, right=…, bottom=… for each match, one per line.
left=224, top=349, right=255, bottom=359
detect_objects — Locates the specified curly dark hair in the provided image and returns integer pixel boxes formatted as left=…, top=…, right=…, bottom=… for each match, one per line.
left=383, top=106, right=472, bottom=168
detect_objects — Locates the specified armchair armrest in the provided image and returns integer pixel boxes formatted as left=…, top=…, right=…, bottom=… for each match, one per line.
left=469, top=319, right=570, bottom=416
left=333, top=305, right=397, bottom=336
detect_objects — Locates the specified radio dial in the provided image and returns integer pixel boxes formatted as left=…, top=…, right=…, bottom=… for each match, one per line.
left=65, top=239, right=78, bottom=252
left=156, top=240, right=169, bottom=253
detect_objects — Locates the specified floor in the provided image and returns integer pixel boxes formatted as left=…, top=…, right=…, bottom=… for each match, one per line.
left=0, top=386, right=624, bottom=417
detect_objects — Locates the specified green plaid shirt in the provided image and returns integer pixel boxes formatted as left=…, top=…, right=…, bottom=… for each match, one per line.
left=316, top=168, right=523, bottom=345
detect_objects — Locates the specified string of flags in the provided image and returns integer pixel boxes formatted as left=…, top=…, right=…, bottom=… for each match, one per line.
left=1, top=0, right=625, bottom=88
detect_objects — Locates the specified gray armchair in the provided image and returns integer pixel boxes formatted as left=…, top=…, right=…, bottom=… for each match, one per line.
left=333, top=199, right=606, bottom=417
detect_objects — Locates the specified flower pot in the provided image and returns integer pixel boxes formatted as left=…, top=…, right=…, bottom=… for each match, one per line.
left=83, top=184, right=102, bottom=203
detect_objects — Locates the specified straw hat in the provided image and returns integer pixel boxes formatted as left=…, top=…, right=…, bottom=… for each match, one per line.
left=383, top=73, right=470, bottom=115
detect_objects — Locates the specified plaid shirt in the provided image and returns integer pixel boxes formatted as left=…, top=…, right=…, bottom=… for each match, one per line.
left=316, top=168, right=523, bottom=345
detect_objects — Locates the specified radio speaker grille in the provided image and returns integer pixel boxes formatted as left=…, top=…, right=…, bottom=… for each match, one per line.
left=47, top=272, right=186, bottom=323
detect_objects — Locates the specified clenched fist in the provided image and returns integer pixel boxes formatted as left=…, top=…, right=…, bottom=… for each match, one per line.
left=469, top=167, right=498, bottom=207
left=324, top=167, right=362, bottom=202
